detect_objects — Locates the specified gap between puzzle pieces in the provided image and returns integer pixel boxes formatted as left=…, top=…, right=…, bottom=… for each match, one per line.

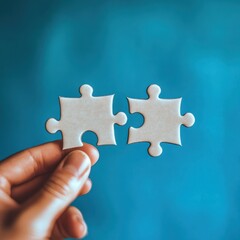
left=46, top=84, right=195, bottom=157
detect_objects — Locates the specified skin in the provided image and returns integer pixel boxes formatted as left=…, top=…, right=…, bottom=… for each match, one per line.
left=0, top=140, right=99, bottom=240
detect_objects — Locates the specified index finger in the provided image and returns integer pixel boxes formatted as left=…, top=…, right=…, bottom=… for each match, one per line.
left=0, top=140, right=99, bottom=189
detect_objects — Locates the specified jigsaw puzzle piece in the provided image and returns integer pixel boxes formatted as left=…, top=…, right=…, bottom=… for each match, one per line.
left=127, top=84, right=195, bottom=157
left=46, top=84, right=127, bottom=150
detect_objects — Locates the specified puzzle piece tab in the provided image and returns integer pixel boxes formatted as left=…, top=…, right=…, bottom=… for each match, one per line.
left=46, top=84, right=127, bottom=149
left=127, top=84, right=195, bottom=157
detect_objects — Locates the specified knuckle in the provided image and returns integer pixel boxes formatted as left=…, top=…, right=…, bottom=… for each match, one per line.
left=43, top=173, right=75, bottom=199
left=0, top=175, right=10, bottom=193
left=23, top=149, right=45, bottom=176
left=56, top=219, right=70, bottom=238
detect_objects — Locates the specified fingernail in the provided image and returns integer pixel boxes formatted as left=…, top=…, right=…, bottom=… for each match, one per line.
left=82, top=221, right=88, bottom=236
left=75, top=215, right=88, bottom=236
left=63, top=151, right=90, bottom=177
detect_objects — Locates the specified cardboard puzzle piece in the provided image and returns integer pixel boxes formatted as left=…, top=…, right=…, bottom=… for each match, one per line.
left=46, top=84, right=127, bottom=149
left=127, top=84, right=195, bottom=157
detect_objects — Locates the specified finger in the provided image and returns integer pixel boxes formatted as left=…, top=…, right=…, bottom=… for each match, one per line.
left=51, top=206, right=87, bottom=239
left=11, top=172, right=92, bottom=203
left=16, top=150, right=91, bottom=231
left=0, top=140, right=99, bottom=193
left=79, top=178, right=92, bottom=195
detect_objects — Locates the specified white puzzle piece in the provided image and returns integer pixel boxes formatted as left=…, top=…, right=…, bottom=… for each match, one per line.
left=46, top=84, right=127, bottom=149
left=127, top=84, right=195, bottom=157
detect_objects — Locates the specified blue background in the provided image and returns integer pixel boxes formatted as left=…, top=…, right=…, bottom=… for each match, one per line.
left=0, top=1, right=240, bottom=239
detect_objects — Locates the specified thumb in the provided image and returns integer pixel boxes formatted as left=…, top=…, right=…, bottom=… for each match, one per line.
left=18, top=150, right=91, bottom=229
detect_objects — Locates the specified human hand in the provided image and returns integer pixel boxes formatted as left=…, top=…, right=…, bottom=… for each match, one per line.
left=0, top=140, right=99, bottom=240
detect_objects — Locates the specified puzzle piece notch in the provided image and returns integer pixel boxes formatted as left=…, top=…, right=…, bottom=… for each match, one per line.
left=128, top=84, right=195, bottom=157
left=181, top=112, right=195, bottom=128
left=46, top=118, right=60, bottom=134
left=46, top=84, right=127, bottom=149
left=113, top=112, right=128, bottom=126
left=79, top=84, right=93, bottom=97
left=148, top=84, right=161, bottom=100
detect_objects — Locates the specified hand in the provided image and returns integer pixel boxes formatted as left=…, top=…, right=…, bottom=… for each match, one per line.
left=0, top=140, right=99, bottom=240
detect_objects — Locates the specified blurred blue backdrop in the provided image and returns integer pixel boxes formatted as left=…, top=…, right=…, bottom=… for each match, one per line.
left=0, top=0, right=240, bottom=239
